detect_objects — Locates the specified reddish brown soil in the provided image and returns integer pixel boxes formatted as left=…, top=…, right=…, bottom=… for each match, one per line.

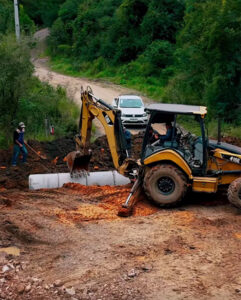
left=0, top=135, right=241, bottom=299
left=1, top=185, right=241, bottom=300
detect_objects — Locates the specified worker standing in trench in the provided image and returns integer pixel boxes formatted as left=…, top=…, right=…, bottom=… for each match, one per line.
left=11, top=122, right=28, bottom=166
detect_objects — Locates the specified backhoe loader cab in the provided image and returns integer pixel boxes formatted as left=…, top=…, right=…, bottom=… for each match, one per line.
left=137, top=103, right=241, bottom=209
left=142, top=104, right=208, bottom=176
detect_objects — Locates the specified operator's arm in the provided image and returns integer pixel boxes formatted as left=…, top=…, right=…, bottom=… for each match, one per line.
left=153, top=130, right=160, bottom=140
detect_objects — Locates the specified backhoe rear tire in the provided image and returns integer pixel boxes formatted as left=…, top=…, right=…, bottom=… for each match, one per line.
left=143, top=164, right=187, bottom=207
left=227, top=178, right=241, bottom=209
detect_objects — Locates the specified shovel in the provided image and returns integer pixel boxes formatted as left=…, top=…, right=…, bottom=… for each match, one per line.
left=25, top=143, right=47, bottom=160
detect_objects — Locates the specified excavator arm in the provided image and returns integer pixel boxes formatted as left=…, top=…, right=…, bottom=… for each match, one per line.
left=66, top=87, right=145, bottom=216
left=71, top=87, right=134, bottom=174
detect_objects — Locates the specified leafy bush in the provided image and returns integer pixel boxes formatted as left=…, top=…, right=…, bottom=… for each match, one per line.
left=19, top=5, right=36, bottom=34
left=16, top=80, right=79, bottom=140
left=0, top=35, right=33, bottom=129
left=137, top=40, right=174, bottom=76
left=0, top=0, right=14, bottom=34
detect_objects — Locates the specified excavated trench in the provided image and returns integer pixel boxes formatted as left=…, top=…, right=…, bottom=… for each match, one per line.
left=0, top=133, right=238, bottom=224
left=0, top=133, right=158, bottom=226
left=0, top=133, right=144, bottom=190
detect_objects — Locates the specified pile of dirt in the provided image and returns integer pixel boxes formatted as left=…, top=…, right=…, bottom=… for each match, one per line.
left=60, top=183, right=158, bottom=222
left=0, top=184, right=158, bottom=245
left=0, top=133, right=144, bottom=190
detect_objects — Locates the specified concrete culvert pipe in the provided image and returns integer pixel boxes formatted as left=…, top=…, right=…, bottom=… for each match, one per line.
left=29, top=171, right=130, bottom=190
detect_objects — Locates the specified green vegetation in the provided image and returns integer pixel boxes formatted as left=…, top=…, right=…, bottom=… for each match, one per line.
left=164, top=0, right=241, bottom=125
left=20, top=0, right=65, bottom=27
left=0, top=0, right=35, bottom=35
left=50, top=55, right=164, bottom=100
left=48, top=0, right=184, bottom=95
left=0, top=35, right=79, bottom=148
left=48, top=0, right=241, bottom=132
left=0, top=0, right=240, bottom=147
left=0, top=2, right=79, bottom=149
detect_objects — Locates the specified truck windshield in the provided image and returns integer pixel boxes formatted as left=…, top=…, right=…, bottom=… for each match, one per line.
left=120, top=98, right=143, bottom=108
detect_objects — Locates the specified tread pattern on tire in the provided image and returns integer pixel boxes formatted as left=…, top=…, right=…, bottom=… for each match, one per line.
left=143, top=164, right=187, bottom=207
left=227, top=178, right=241, bottom=209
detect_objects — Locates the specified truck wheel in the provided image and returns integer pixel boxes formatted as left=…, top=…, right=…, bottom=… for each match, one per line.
left=227, top=178, right=241, bottom=209
left=144, top=164, right=187, bottom=207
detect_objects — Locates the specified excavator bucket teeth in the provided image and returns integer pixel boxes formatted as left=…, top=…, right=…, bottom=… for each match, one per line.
left=65, top=151, right=91, bottom=173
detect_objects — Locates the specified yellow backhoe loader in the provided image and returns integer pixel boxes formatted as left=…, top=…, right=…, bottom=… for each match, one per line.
left=67, top=87, right=241, bottom=216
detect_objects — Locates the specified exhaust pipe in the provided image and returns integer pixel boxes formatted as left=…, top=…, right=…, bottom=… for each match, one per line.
left=217, top=117, right=221, bottom=145
left=29, top=171, right=130, bottom=190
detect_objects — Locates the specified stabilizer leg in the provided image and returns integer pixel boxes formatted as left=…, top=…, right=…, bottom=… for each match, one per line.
left=118, top=178, right=142, bottom=217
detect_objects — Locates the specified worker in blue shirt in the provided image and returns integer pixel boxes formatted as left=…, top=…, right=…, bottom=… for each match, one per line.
left=12, top=122, right=28, bottom=166
left=159, top=122, right=175, bottom=143
left=123, top=127, right=132, bottom=157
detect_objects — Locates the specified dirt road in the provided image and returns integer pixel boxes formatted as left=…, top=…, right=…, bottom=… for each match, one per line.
left=1, top=185, right=241, bottom=300
left=34, top=58, right=152, bottom=106
left=32, top=29, right=152, bottom=136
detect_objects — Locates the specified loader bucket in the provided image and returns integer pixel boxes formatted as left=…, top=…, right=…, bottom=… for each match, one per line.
left=64, top=150, right=92, bottom=174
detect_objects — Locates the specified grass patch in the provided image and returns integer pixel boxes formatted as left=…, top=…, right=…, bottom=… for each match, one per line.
left=207, top=120, right=241, bottom=140
left=49, top=56, right=164, bottom=101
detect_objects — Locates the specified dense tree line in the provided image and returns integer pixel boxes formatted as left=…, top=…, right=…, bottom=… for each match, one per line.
left=49, top=0, right=184, bottom=71
left=0, top=0, right=240, bottom=130
left=49, top=0, right=241, bottom=123
left=165, top=0, right=241, bottom=122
